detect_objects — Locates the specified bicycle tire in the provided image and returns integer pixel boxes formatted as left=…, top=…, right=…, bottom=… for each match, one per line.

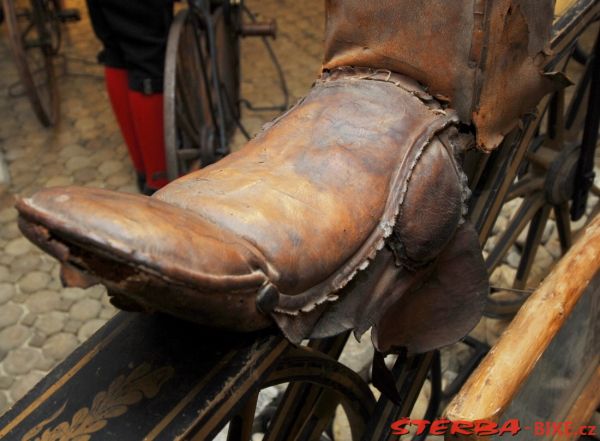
left=164, top=4, right=240, bottom=181
left=2, top=0, right=59, bottom=126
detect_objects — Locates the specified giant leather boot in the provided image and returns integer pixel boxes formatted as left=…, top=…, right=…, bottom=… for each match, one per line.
left=16, top=0, right=556, bottom=354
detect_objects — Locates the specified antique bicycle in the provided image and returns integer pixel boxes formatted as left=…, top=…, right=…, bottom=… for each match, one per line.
left=1, top=1, right=599, bottom=440
left=163, top=0, right=289, bottom=180
left=1, top=0, right=80, bottom=126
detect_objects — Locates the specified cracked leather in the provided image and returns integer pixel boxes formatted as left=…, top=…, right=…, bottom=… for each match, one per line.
left=323, top=0, right=557, bottom=151
left=16, top=67, right=487, bottom=352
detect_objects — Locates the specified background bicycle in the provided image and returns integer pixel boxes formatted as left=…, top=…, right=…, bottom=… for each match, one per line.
left=164, top=0, right=289, bottom=180
left=1, top=0, right=81, bottom=126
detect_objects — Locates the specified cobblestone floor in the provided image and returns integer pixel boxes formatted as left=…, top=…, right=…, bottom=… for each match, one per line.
left=0, top=1, right=598, bottom=439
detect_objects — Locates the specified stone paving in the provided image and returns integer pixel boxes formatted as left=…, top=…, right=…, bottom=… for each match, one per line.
left=0, top=0, right=116, bottom=414
left=0, top=0, right=598, bottom=439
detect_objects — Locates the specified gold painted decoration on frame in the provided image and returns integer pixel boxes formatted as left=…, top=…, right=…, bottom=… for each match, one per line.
left=21, top=363, right=174, bottom=441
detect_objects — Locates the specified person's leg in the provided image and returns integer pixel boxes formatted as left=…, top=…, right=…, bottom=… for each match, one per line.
left=100, top=0, right=174, bottom=192
left=127, top=91, right=168, bottom=190
left=85, top=0, right=146, bottom=190
left=105, top=67, right=145, bottom=179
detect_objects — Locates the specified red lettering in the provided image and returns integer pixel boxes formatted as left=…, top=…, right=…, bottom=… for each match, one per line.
left=564, top=422, right=572, bottom=436
left=583, top=425, right=597, bottom=436
left=450, top=420, right=475, bottom=435
left=551, top=422, right=564, bottom=435
left=390, top=418, right=410, bottom=435
left=498, top=419, right=521, bottom=436
left=429, top=419, right=450, bottom=436
left=474, top=420, right=500, bottom=436
left=533, top=422, right=544, bottom=435
left=413, top=420, right=430, bottom=435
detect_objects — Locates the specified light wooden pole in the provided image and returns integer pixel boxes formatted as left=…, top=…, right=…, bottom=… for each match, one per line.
left=445, top=213, right=600, bottom=440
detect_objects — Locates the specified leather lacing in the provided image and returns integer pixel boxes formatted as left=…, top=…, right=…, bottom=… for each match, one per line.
left=271, top=66, right=467, bottom=315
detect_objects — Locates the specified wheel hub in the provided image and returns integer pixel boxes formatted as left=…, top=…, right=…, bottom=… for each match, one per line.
left=544, top=143, right=580, bottom=205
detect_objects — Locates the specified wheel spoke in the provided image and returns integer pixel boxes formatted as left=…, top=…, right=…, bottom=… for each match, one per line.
left=412, top=351, right=442, bottom=441
left=486, top=194, right=546, bottom=273
left=176, top=104, right=203, bottom=148
left=3, top=0, right=58, bottom=125
left=360, top=353, right=433, bottom=441
left=262, top=347, right=375, bottom=441
left=262, top=382, right=323, bottom=441
left=180, top=29, right=209, bottom=133
left=525, top=145, right=558, bottom=170
left=506, top=175, right=544, bottom=201
left=192, top=21, right=217, bottom=128
left=292, top=389, right=340, bottom=441
left=513, top=204, right=552, bottom=290
left=566, top=54, right=593, bottom=134
left=226, top=391, right=259, bottom=441
left=471, top=104, right=549, bottom=243
left=554, top=203, right=573, bottom=253
left=262, top=335, right=350, bottom=441
left=22, top=20, right=36, bottom=40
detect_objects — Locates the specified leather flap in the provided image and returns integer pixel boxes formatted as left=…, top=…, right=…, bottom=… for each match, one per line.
left=373, top=222, right=488, bottom=354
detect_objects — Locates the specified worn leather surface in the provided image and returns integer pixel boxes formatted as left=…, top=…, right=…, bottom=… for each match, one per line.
left=16, top=67, right=487, bottom=349
left=17, top=188, right=272, bottom=331
left=276, top=223, right=487, bottom=354
left=323, top=0, right=556, bottom=151
left=373, top=223, right=488, bottom=354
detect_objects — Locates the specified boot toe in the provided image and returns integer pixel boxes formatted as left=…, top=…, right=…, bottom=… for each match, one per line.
left=16, top=186, right=272, bottom=330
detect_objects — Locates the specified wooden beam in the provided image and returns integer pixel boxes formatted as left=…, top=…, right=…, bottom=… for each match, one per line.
left=445, top=214, right=600, bottom=439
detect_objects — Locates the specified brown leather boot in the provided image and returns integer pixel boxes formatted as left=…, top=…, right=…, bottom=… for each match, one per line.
left=16, top=0, right=555, bottom=354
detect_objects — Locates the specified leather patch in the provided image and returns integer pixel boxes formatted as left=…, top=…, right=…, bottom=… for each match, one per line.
left=373, top=222, right=487, bottom=354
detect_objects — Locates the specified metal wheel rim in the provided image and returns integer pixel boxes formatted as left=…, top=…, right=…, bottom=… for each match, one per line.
left=164, top=5, right=240, bottom=181
left=2, top=0, right=59, bottom=126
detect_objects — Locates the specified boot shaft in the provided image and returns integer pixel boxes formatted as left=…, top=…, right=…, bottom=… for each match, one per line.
left=323, top=0, right=556, bottom=151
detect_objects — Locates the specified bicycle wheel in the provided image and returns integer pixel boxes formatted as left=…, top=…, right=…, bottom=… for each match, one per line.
left=164, top=3, right=241, bottom=181
left=2, top=0, right=60, bottom=126
left=477, top=22, right=600, bottom=319
left=238, top=349, right=375, bottom=441
left=223, top=340, right=435, bottom=441
left=174, top=335, right=376, bottom=441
